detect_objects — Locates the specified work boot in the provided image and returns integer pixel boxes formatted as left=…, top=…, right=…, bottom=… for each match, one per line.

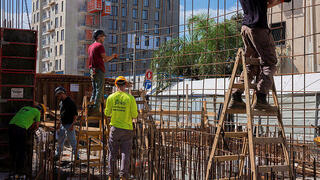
left=228, top=92, right=246, bottom=109
left=120, top=177, right=127, bottom=180
left=253, top=93, right=273, bottom=110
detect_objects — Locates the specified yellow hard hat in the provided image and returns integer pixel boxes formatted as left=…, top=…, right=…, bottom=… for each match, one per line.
left=115, top=76, right=128, bottom=87
left=36, top=103, right=47, bottom=115
left=314, top=137, right=320, bottom=146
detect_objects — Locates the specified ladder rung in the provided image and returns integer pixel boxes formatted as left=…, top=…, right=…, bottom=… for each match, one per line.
left=223, top=132, right=247, bottom=138
left=79, top=145, right=102, bottom=151
left=254, top=137, right=284, bottom=144
left=226, top=108, right=278, bottom=116
left=214, top=154, right=245, bottom=162
left=219, top=177, right=236, bottom=180
left=258, top=165, right=289, bottom=173
left=136, top=100, right=145, bottom=104
left=232, top=83, right=256, bottom=90
left=89, top=163, right=103, bottom=167
left=252, top=109, right=278, bottom=116
left=245, top=57, right=260, bottom=65
left=87, top=116, right=103, bottom=121
left=75, top=158, right=100, bottom=163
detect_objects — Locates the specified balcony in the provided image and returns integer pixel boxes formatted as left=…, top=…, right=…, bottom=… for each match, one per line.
left=47, top=27, right=55, bottom=33
left=49, top=0, right=56, bottom=6
left=42, top=1, right=50, bottom=9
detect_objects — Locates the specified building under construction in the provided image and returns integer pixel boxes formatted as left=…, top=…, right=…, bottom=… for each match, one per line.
left=1, top=0, right=320, bottom=179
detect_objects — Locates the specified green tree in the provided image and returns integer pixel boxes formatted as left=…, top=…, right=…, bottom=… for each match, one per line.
left=151, top=13, right=243, bottom=81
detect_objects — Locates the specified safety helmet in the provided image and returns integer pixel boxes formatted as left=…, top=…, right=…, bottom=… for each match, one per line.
left=36, top=104, right=47, bottom=115
left=115, top=76, right=128, bottom=87
left=93, top=29, right=106, bottom=40
left=54, top=86, right=66, bottom=96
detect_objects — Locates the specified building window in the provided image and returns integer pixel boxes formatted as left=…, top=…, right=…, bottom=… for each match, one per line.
left=61, top=1, right=64, bottom=12
left=111, top=6, right=118, bottom=16
left=156, top=37, right=160, bottom=47
left=36, top=0, right=39, bottom=10
left=33, top=2, right=35, bottom=12
left=111, top=0, right=118, bottom=2
left=144, top=23, right=149, bottom=33
left=55, top=60, right=59, bottom=70
left=142, top=10, right=148, bottom=20
left=167, top=0, right=171, bottom=10
left=144, top=0, right=149, bottom=7
left=155, top=11, right=159, bottom=21
left=271, top=22, right=286, bottom=45
left=154, top=24, right=159, bottom=34
left=37, top=12, right=39, bottom=22
left=59, top=59, right=61, bottom=70
left=55, top=4, right=58, bottom=14
left=135, top=36, right=139, bottom=45
left=122, top=21, right=126, bottom=31
left=55, top=17, right=58, bottom=28
left=145, top=36, right=149, bottom=46
left=55, top=46, right=57, bottom=56
left=61, top=29, right=64, bottom=41
left=109, top=20, right=118, bottom=30
left=33, top=14, right=36, bottom=23
left=133, top=0, right=138, bottom=5
left=122, top=0, right=127, bottom=4
left=122, top=7, right=127, bottom=17
left=167, top=27, right=171, bottom=35
left=60, top=16, right=62, bottom=27
left=156, top=0, right=160, bottom=8
left=122, top=34, right=126, bottom=44
left=134, top=22, right=139, bottom=31
left=59, top=44, right=63, bottom=55
left=132, top=9, right=138, bottom=19
left=56, top=31, right=59, bottom=42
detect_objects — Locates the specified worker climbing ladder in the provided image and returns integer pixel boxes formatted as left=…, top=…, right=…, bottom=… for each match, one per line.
left=205, top=48, right=292, bottom=180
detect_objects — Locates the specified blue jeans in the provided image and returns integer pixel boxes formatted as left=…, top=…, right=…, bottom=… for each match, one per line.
left=90, top=68, right=105, bottom=109
left=56, top=123, right=79, bottom=158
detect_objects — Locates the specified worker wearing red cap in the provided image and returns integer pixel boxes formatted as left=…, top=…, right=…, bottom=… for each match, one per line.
left=105, top=76, right=138, bottom=180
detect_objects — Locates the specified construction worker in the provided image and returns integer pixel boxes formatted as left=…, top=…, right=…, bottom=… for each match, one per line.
left=105, top=76, right=138, bottom=180
left=229, top=0, right=291, bottom=110
left=9, top=104, right=45, bottom=178
left=54, top=86, right=79, bottom=160
left=88, top=29, right=118, bottom=114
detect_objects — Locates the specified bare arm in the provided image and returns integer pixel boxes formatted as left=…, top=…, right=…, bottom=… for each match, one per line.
left=101, top=53, right=118, bottom=63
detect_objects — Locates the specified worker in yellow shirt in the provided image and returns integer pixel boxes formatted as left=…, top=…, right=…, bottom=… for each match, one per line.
left=105, top=76, right=138, bottom=180
left=9, top=104, right=46, bottom=178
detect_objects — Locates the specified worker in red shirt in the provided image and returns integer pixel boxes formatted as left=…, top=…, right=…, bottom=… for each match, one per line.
left=88, top=30, right=117, bottom=114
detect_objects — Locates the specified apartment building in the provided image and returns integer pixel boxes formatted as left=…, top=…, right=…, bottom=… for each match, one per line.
left=32, top=0, right=179, bottom=76
left=268, top=0, right=320, bottom=74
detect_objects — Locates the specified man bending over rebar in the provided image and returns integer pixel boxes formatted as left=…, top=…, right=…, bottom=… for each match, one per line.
left=105, top=76, right=138, bottom=180
left=88, top=30, right=118, bottom=115
left=9, top=104, right=45, bottom=179
left=229, top=0, right=291, bottom=110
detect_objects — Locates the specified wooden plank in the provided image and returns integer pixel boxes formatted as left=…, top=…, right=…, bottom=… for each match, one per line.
left=75, top=158, right=100, bottom=163
left=87, top=116, right=102, bottom=121
left=232, top=83, right=256, bottom=90
left=258, top=165, right=289, bottom=173
left=214, top=154, right=245, bottom=162
left=224, top=132, right=247, bottom=138
left=241, top=49, right=257, bottom=180
left=206, top=48, right=242, bottom=180
left=253, top=137, right=283, bottom=144
left=79, top=145, right=102, bottom=151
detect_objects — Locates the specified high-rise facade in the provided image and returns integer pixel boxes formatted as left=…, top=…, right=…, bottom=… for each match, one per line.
left=31, top=0, right=179, bottom=76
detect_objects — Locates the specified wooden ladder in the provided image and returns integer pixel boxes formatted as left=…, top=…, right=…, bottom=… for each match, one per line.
left=75, top=96, right=106, bottom=170
left=205, top=48, right=292, bottom=180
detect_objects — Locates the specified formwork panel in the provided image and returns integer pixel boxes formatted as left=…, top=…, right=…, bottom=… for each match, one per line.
left=1, top=57, right=36, bottom=71
left=2, top=29, right=37, bottom=43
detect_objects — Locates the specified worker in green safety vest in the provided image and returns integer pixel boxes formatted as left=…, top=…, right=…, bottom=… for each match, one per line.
left=8, top=104, right=46, bottom=178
